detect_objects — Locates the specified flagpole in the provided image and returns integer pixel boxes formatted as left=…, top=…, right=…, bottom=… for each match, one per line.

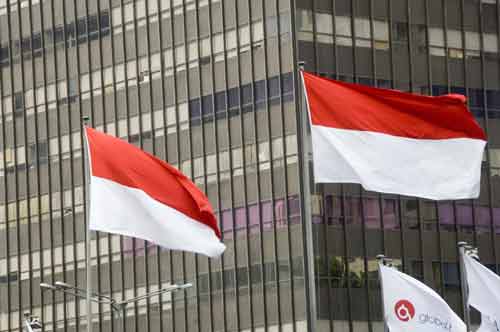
left=458, top=241, right=471, bottom=332
left=376, top=254, right=389, bottom=332
left=297, top=61, right=317, bottom=332
left=82, top=116, right=92, bottom=332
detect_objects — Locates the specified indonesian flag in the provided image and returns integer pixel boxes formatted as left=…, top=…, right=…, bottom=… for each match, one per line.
left=85, top=127, right=225, bottom=257
left=302, top=71, right=487, bottom=200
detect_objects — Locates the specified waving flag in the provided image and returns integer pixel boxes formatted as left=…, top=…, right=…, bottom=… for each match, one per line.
left=379, top=263, right=466, bottom=332
left=462, top=253, right=500, bottom=330
left=302, top=71, right=487, bottom=200
left=85, top=127, right=225, bottom=257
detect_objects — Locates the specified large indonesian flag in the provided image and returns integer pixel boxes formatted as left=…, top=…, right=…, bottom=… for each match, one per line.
left=302, top=71, right=487, bottom=200
left=85, top=127, right=225, bottom=257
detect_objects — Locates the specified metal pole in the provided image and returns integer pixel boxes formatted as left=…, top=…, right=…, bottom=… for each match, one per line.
left=24, top=320, right=34, bottom=332
left=23, top=317, right=34, bottom=332
left=376, top=255, right=389, bottom=332
left=297, top=62, right=317, bottom=332
left=458, top=242, right=471, bottom=332
left=82, top=116, right=92, bottom=332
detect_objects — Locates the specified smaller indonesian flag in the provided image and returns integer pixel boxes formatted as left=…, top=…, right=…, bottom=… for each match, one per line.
left=85, top=127, right=225, bottom=257
left=302, top=71, right=487, bottom=200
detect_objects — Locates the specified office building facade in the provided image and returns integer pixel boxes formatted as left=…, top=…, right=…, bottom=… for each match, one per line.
left=0, top=0, right=499, bottom=331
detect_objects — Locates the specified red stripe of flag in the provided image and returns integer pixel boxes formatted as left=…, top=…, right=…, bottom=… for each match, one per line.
left=86, top=127, right=221, bottom=238
left=302, top=71, right=486, bottom=140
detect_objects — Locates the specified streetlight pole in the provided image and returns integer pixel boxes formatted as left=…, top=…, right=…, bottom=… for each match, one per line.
left=23, top=313, right=42, bottom=332
left=40, top=281, right=192, bottom=326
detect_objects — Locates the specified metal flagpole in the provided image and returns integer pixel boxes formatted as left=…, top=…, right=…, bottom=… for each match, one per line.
left=376, top=254, right=389, bottom=332
left=297, top=62, right=317, bottom=332
left=82, top=116, right=92, bottom=332
left=458, top=241, right=472, bottom=332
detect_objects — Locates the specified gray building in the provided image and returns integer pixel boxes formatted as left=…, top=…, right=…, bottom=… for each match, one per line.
left=0, top=0, right=499, bottom=331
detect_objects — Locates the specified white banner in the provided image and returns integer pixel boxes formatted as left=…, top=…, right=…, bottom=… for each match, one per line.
left=379, top=263, right=466, bottom=332
left=476, top=315, right=500, bottom=332
left=462, top=253, right=500, bottom=330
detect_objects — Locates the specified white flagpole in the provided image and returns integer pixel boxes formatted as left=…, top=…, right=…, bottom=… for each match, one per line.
left=458, top=241, right=472, bottom=332
left=82, top=116, right=92, bottom=332
left=297, top=62, right=317, bottom=332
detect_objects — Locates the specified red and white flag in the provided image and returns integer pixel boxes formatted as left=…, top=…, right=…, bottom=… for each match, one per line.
left=302, top=71, right=487, bottom=200
left=85, top=127, right=225, bottom=257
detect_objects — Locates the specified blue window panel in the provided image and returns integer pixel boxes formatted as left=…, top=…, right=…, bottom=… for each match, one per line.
left=254, top=80, right=266, bottom=102
left=241, top=84, right=253, bottom=105
left=189, top=98, right=201, bottom=118
left=442, top=263, right=460, bottom=287
left=215, top=91, right=226, bottom=112
left=228, top=88, right=239, bottom=109
left=358, top=77, right=374, bottom=87
left=281, top=72, right=293, bottom=94
left=202, top=95, right=213, bottom=115
left=54, top=26, right=65, bottom=44
left=487, top=90, right=500, bottom=108
left=431, top=85, right=448, bottom=96
left=0, top=45, right=9, bottom=63
left=268, top=76, right=280, bottom=98
left=469, top=89, right=484, bottom=107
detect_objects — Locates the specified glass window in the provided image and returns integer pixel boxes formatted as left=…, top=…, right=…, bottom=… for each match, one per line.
left=88, top=15, right=99, bottom=34
left=228, top=88, right=239, bottom=108
left=239, top=25, right=251, bottom=46
left=148, top=0, right=158, bottom=15
left=241, top=84, right=252, bottom=105
left=465, top=31, right=481, bottom=51
left=124, top=3, right=134, bottom=23
left=164, top=49, right=173, bottom=68
left=92, top=71, right=102, bottom=89
left=127, top=60, right=137, bottom=78
left=316, top=12, right=333, bottom=35
left=202, top=95, right=213, bottom=115
left=103, top=67, right=113, bottom=86
left=355, top=18, right=371, bottom=39
left=252, top=21, right=264, bottom=42
left=446, top=29, right=462, bottom=49
left=483, top=33, right=498, bottom=53
left=392, top=22, right=408, bottom=42
left=47, top=84, right=56, bottom=102
left=266, top=16, right=278, bottom=37
left=80, top=73, right=90, bottom=92
left=175, top=45, right=186, bottom=64
left=36, top=87, right=45, bottom=105
left=58, top=81, right=67, bottom=99
left=14, top=92, right=24, bottom=111
left=428, top=27, right=444, bottom=47
left=373, top=20, right=389, bottom=41
left=298, top=9, right=313, bottom=32
left=77, top=17, right=87, bottom=42
left=115, top=64, right=125, bottom=82
left=136, top=0, right=146, bottom=19
left=200, top=37, right=211, bottom=57
left=213, top=33, right=224, bottom=53
left=335, top=16, right=352, bottom=36
left=225, top=29, right=237, bottom=50
left=112, top=7, right=122, bottom=27
left=100, top=11, right=111, bottom=32
left=215, top=91, right=226, bottom=112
